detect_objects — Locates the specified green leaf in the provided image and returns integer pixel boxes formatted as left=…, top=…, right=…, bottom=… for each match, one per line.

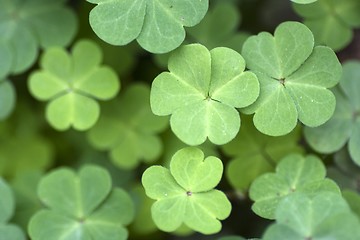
left=0, top=224, right=26, bottom=240
left=87, top=0, right=209, bottom=53
left=151, top=44, right=259, bottom=145
left=249, top=154, right=340, bottom=219
left=142, top=147, right=231, bottom=234
left=0, top=79, right=16, bottom=120
left=37, top=165, right=112, bottom=219
left=343, top=190, right=360, bottom=220
left=293, top=0, right=360, bottom=50
left=88, top=83, right=168, bottom=169
left=304, top=61, right=360, bottom=165
left=29, top=165, right=135, bottom=240
left=28, top=39, right=120, bottom=131
left=263, top=192, right=360, bottom=240
left=223, top=116, right=304, bottom=192
left=0, top=0, right=77, bottom=75
left=242, top=21, right=341, bottom=136
left=0, top=178, right=14, bottom=223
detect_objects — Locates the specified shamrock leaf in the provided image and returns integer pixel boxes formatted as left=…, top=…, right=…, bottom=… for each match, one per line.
left=87, top=0, right=208, bottom=53
left=150, top=44, right=259, bottom=145
left=241, top=21, right=342, bottom=136
left=293, top=0, right=360, bottom=51
left=0, top=0, right=77, bottom=76
left=263, top=192, right=360, bottom=240
left=0, top=79, right=16, bottom=120
left=28, top=165, right=135, bottom=240
left=249, top=154, right=340, bottom=219
left=142, top=147, right=231, bottom=234
left=88, top=83, right=168, bottom=169
left=0, top=177, right=26, bottom=240
left=28, top=39, right=120, bottom=131
left=304, top=61, right=360, bottom=165
left=223, top=116, right=304, bottom=193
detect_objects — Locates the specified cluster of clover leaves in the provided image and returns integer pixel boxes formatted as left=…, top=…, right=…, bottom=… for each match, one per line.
left=1, top=0, right=360, bottom=239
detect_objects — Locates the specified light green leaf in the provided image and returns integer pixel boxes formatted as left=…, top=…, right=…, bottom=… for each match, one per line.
left=0, top=0, right=77, bottom=75
left=0, top=224, right=26, bottom=240
left=0, top=178, right=14, bottom=223
left=242, top=21, right=341, bottom=136
left=151, top=44, right=259, bottom=145
left=28, top=39, right=120, bottom=131
left=293, top=0, right=360, bottom=50
left=87, top=0, right=209, bottom=53
left=263, top=192, right=360, bottom=240
left=37, top=165, right=112, bottom=219
left=249, top=154, right=340, bottom=219
left=0, top=79, right=16, bottom=120
left=304, top=60, right=360, bottom=165
left=343, top=190, right=360, bottom=219
left=88, top=83, right=168, bottom=169
left=29, top=165, right=134, bottom=240
left=223, top=116, right=304, bottom=192
left=142, top=147, right=231, bottom=234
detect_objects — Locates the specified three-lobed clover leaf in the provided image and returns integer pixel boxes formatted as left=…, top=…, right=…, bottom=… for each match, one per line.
left=241, top=21, right=342, bottom=136
left=87, top=0, right=209, bottom=53
left=88, top=83, right=168, bottom=169
left=28, top=165, right=135, bottom=240
left=0, top=79, right=16, bottom=120
left=249, top=153, right=340, bottom=219
left=293, top=0, right=360, bottom=51
left=142, top=147, right=232, bottom=234
left=304, top=61, right=360, bottom=165
left=150, top=44, right=259, bottom=145
left=0, top=177, right=26, bottom=240
left=0, top=0, right=77, bottom=76
left=28, top=39, right=120, bottom=131
left=223, top=116, right=304, bottom=193
left=263, top=192, right=360, bottom=240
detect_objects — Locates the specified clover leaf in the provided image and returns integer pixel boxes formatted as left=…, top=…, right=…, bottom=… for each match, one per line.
left=263, top=192, right=360, bottom=240
left=0, top=79, right=15, bottom=120
left=0, top=177, right=26, bottom=240
left=88, top=83, right=168, bottom=169
left=28, top=165, right=135, bottom=240
left=150, top=44, right=259, bottom=145
left=293, top=0, right=360, bottom=51
left=87, top=0, right=208, bottom=53
left=0, top=0, right=77, bottom=76
left=304, top=61, right=360, bottom=165
left=241, top=21, right=342, bottom=136
left=223, top=116, right=304, bottom=193
left=249, top=154, right=340, bottom=219
left=28, top=39, right=120, bottom=131
left=142, top=147, right=231, bottom=234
